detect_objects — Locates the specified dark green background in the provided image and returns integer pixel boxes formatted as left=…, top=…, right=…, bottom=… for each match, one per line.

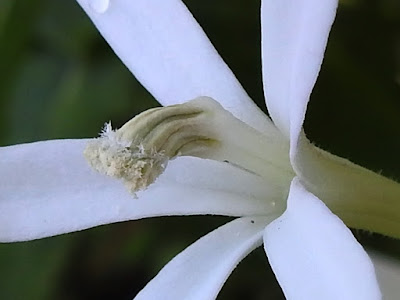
left=0, top=0, right=399, bottom=299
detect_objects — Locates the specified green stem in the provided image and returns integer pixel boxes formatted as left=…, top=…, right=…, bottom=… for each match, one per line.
left=295, top=134, right=400, bottom=239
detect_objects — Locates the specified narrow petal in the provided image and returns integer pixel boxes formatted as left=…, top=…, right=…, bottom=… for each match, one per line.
left=261, top=0, right=338, bottom=141
left=0, top=140, right=279, bottom=242
left=264, top=178, right=381, bottom=300
left=369, top=251, right=400, bottom=299
left=135, top=217, right=271, bottom=300
left=75, top=0, right=273, bottom=133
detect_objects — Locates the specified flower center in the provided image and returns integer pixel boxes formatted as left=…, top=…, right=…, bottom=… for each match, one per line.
left=84, top=97, right=294, bottom=195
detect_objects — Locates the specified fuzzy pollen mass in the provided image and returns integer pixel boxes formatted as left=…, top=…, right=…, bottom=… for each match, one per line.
left=84, top=123, right=168, bottom=194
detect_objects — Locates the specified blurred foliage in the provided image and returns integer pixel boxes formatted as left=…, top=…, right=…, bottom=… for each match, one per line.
left=0, top=0, right=399, bottom=299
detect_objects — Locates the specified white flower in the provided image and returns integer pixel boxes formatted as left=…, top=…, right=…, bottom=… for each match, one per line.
left=1, top=0, right=400, bottom=299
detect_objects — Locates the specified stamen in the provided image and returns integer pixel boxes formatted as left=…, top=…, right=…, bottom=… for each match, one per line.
left=84, top=97, right=293, bottom=194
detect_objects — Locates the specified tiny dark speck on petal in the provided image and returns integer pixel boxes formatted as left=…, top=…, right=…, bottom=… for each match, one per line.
left=250, top=220, right=255, bottom=224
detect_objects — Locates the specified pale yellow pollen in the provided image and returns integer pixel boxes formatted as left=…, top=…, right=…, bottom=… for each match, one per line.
left=84, top=123, right=168, bottom=195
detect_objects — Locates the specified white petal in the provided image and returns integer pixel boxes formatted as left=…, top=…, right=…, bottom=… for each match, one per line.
left=369, top=251, right=400, bottom=299
left=0, top=140, right=279, bottom=242
left=264, top=178, right=381, bottom=300
left=75, top=0, right=273, bottom=133
left=261, top=0, right=338, bottom=141
left=135, top=217, right=271, bottom=300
